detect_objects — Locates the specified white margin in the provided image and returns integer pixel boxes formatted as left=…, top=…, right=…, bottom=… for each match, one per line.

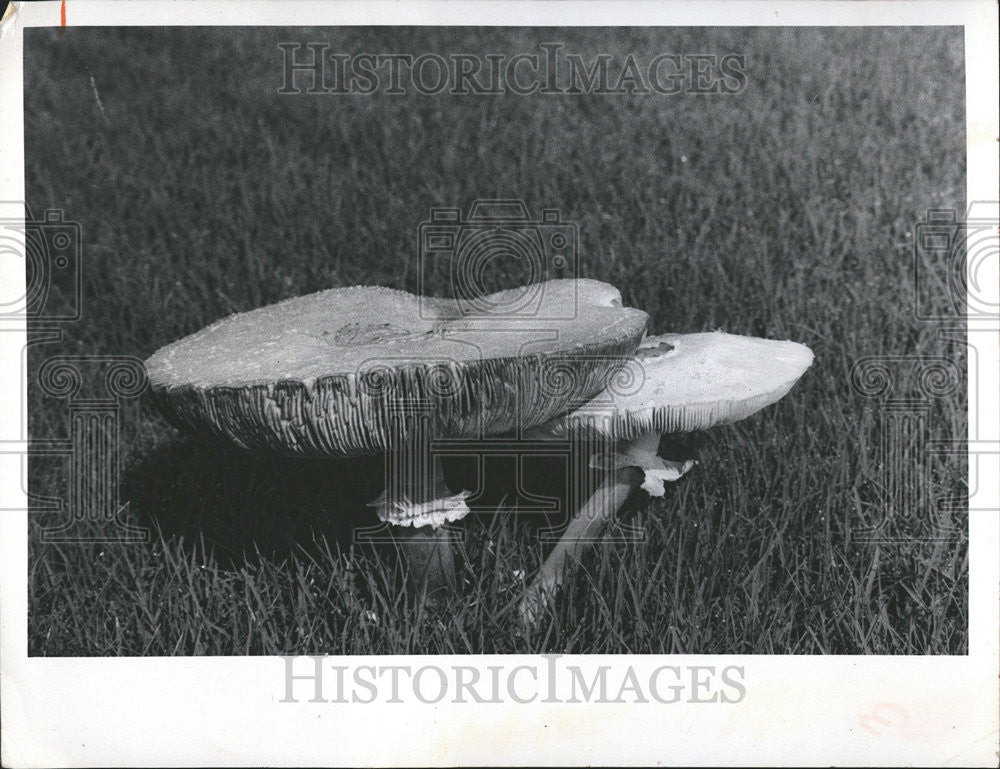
left=0, top=2, right=997, bottom=767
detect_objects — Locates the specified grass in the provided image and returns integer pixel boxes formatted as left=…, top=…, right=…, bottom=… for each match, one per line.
left=23, top=26, right=967, bottom=655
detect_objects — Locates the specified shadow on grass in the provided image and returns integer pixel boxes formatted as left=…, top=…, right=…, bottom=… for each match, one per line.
left=121, top=437, right=387, bottom=567
left=121, top=432, right=707, bottom=568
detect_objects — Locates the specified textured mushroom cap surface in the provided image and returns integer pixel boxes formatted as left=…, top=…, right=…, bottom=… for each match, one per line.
left=537, top=331, right=814, bottom=441
left=145, top=279, right=647, bottom=456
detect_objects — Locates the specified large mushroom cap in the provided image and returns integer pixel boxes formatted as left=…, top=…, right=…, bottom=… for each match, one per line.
left=536, top=331, right=814, bottom=441
left=145, top=279, right=647, bottom=456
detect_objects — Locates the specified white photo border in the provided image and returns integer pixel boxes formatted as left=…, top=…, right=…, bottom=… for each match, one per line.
left=1, top=1, right=997, bottom=766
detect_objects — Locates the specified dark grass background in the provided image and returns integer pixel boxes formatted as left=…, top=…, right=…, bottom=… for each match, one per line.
left=23, top=26, right=967, bottom=655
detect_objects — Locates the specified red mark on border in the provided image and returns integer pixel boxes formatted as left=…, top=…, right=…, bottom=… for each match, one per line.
left=860, top=703, right=909, bottom=736
left=57, top=1, right=66, bottom=37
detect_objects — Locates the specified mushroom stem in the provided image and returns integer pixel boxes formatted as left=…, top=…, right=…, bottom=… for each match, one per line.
left=520, top=429, right=694, bottom=629
left=384, top=454, right=459, bottom=600
left=629, top=430, right=661, bottom=460
left=519, top=465, right=644, bottom=629
left=394, top=519, right=457, bottom=599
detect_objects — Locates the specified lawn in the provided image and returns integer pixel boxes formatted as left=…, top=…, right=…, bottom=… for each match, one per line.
left=23, top=26, right=967, bottom=655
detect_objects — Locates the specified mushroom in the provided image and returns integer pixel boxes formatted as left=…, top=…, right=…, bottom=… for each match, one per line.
left=144, top=278, right=648, bottom=599
left=520, top=331, right=814, bottom=627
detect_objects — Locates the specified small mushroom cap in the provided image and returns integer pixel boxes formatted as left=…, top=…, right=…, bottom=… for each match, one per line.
left=536, top=331, right=814, bottom=441
left=145, top=279, right=648, bottom=456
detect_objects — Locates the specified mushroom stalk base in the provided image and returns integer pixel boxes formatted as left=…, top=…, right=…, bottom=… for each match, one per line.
left=371, top=455, right=463, bottom=601
left=393, top=524, right=458, bottom=599
left=520, top=465, right=644, bottom=629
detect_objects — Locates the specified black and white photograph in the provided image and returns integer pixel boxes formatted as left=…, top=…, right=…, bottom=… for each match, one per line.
left=1, top=1, right=997, bottom=766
